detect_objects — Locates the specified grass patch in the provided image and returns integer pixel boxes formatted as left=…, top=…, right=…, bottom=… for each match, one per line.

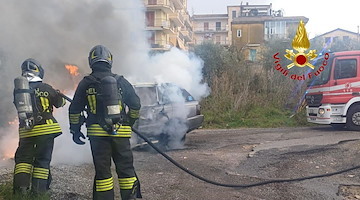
left=0, top=182, right=50, bottom=200
left=202, top=105, right=310, bottom=129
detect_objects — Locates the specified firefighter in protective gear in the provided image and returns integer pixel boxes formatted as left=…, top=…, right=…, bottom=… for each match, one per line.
left=13, top=58, right=66, bottom=195
left=69, top=45, right=141, bottom=200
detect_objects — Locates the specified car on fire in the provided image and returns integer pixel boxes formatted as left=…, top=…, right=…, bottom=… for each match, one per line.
left=131, top=82, right=204, bottom=150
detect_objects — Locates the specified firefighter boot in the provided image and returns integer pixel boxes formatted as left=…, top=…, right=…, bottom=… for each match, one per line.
left=31, top=178, right=49, bottom=195
left=120, top=180, right=141, bottom=200
left=13, top=173, right=31, bottom=195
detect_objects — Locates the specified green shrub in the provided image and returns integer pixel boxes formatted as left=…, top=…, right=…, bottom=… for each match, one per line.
left=192, top=43, right=310, bottom=129
left=0, top=183, right=50, bottom=200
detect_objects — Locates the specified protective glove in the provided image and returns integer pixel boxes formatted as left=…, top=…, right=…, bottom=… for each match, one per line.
left=70, top=129, right=86, bottom=145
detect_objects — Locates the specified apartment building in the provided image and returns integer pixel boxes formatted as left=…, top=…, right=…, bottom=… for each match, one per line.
left=144, top=0, right=194, bottom=51
left=192, top=14, right=229, bottom=46
left=232, top=15, right=308, bottom=61
left=192, top=3, right=273, bottom=47
left=191, top=3, right=308, bottom=61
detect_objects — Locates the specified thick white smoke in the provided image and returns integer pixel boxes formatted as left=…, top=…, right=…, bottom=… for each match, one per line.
left=0, top=0, right=209, bottom=164
left=137, top=48, right=209, bottom=100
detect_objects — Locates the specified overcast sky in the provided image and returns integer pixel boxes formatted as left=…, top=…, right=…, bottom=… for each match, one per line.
left=187, top=0, right=360, bottom=38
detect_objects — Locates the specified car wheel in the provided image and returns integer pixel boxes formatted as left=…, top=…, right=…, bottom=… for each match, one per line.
left=346, top=105, right=360, bottom=131
left=159, top=118, right=188, bottom=150
left=158, top=133, right=170, bottom=150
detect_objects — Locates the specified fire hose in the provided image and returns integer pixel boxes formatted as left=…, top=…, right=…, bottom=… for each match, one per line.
left=60, top=93, right=360, bottom=188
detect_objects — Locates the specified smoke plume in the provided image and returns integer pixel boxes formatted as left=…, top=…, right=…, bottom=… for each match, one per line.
left=0, top=0, right=209, bottom=164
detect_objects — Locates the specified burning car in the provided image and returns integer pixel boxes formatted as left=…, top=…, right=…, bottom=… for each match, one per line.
left=131, top=82, right=204, bottom=150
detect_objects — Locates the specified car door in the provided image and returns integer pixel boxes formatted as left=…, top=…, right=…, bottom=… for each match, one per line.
left=134, top=85, right=168, bottom=135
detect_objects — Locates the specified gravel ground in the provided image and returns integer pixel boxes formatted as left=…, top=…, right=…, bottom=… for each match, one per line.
left=1, top=126, right=360, bottom=200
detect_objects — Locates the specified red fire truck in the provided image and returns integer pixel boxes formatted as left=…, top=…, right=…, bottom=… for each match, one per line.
left=306, top=51, right=360, bottom=130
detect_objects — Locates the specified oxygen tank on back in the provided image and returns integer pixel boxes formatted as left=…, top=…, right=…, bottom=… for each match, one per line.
left=99, top=76, right=122, bottom=135
left=14, top=76, right=34, bottom=129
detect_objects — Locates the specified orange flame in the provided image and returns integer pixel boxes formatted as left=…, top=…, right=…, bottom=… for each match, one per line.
left=2, top=117, right=19, bottom=160
left=2, top=151, right=14, bottom=160
left=65, top=65, right=79, bottom=76
left=8, top=118, right=18, bottom=125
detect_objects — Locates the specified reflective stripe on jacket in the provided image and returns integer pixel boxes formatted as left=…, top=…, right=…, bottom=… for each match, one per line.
left=87, top=124, right=132, bottom=137
left=19, top=122, right=62, bottom=138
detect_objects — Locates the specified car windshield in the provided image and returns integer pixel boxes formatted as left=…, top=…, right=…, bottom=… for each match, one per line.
left=158, top=83, right=195, bottom=104
left=308, top=56, right=332, bottom=86
left=134, top=86, right=158, bottom=106
left=181, top=89, right=195, bottom=102
left=158, top=83, right=184, bottom=104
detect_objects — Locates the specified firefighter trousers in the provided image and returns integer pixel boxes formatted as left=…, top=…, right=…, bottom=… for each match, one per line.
left=13, top=134, right=56, bottom=195
left=89, top=136, right=141, bottom=200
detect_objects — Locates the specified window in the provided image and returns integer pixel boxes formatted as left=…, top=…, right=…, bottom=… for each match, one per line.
left=158, top=84, right=183, bottom=104
left=215, top=36, right=221, bottom=44
left=232, top=10, right=236, bottom=19
left=134, top=86, right=158, bottom=106
left=148, top=0, right=157, bottom=5
left=236, top=29, right=242, bottom=37
left=334, top=59, right=357, bottom=79
left=181, top=89, right=194, bottom=102
left=216, top=22, right=221, bottom=31
left=249, top=49, right=257, bottom=61
left=264, top=21, right=286, bottom=38
left=148, top=31, right=155, bottom=45
left=333, top=36, right=339, bottom=43
left=145, top=11, right=155, bottom=27
left=325, top=37, right=331, bottom=44
left=204, top=22, right=209, bottom=31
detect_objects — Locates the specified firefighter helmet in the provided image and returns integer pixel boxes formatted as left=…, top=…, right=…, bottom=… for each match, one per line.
left=21, top=58, right=44, bottom=79
left=88, top=45, right=113, bottom=68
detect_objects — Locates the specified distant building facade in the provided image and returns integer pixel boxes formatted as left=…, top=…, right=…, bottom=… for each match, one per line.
left=231, top=3, right=308, bottom=61
left=144, top=1, right=309, bottom=59
left=191, top=2, right=308, bottom=61
left=232, top=16, right=308, bottom=61
left=192, top=14, right=229, bottom=46
left=144, top=0, right=194, bottom=51
left=312, top=28, right=360, bottom=45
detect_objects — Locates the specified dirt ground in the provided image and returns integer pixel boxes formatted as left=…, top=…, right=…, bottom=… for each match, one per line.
left=2, top=126, right=360, bottom=200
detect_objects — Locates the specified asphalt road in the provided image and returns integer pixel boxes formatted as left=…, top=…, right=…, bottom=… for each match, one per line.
left=1, top=126, right=360, bottom=200
left=133, top=126, right=360, bottom=200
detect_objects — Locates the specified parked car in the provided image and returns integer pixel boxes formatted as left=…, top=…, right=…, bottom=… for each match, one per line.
left=131, top=82, right=204, bottom=150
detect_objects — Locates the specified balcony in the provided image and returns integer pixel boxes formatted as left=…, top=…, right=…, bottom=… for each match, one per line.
left=149, top=37, right=176, bottom=51
left=196, top=38, right=230, bottom=46
left=145, top=0, right=175, bottom=14
left=182, top=13, right=193, bottom=30
left=180, top=27, right=193, bottom=42
left=194, top=25, right=228, bottom=33
left=171, top=0, right=185, bottom=10
left=184, top=18, right=192, bottom=30
left=146, top=20, right=176, bottom=34
left=169, top=11, right=184, bottom=27
left=150, top=43, right=172, bottom=51
left=150, top=44, right=172, bottom=51
left=161, top=21, right=176, bottom=34
left=177, top=31, right=186, bottom=49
